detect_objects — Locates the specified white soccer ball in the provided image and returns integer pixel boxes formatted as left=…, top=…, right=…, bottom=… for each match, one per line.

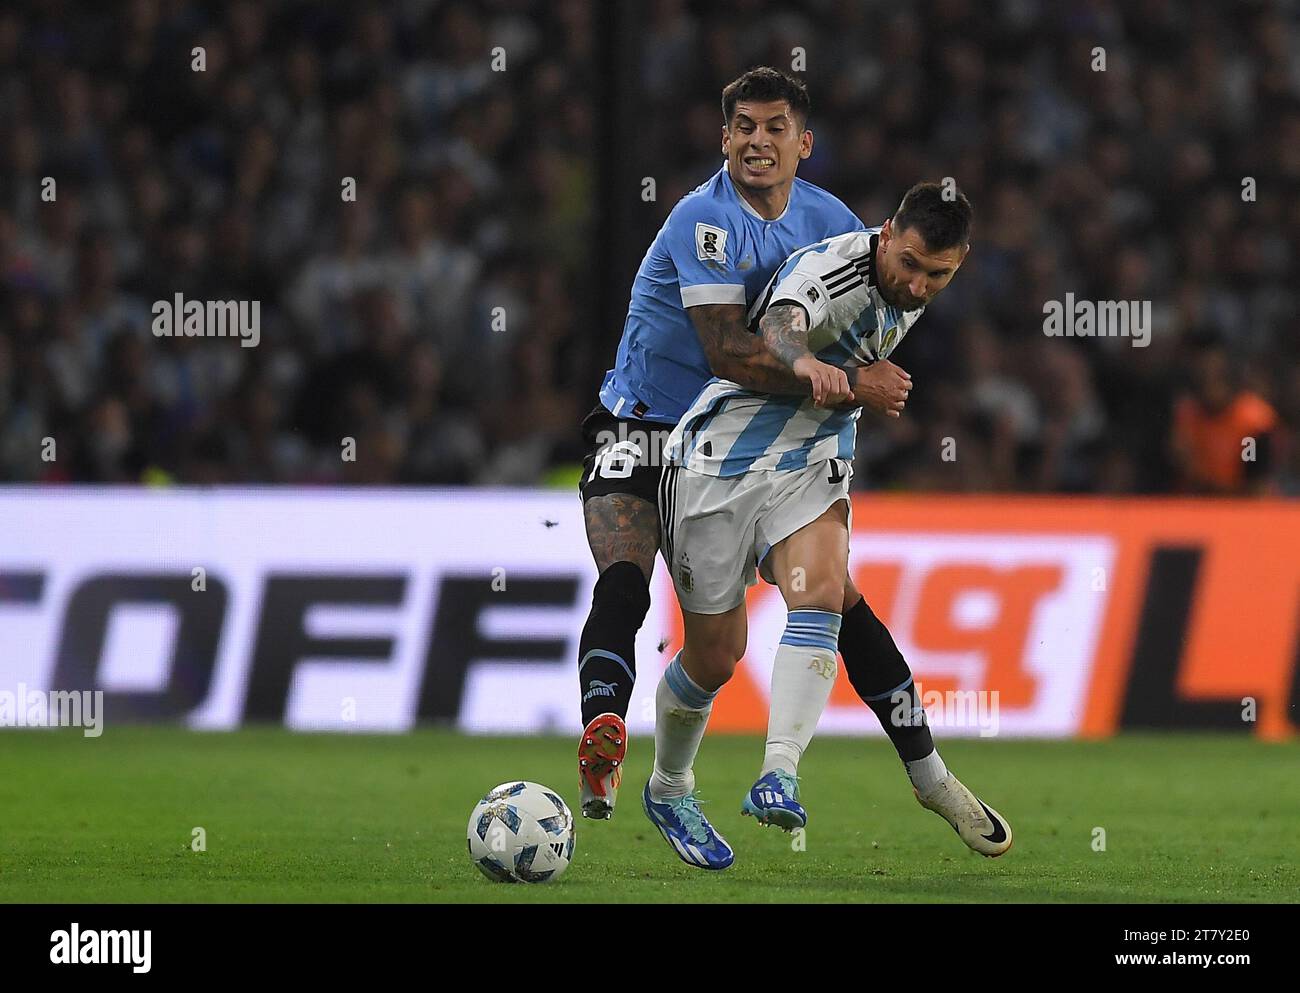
left=466, top=781, right=575, bottom=883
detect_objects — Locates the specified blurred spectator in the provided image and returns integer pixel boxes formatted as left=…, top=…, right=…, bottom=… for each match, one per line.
left=0, top=0, right=1296, bottom=495
left=1171, top=336, right=1281, bottom=495
left=626, top=0, right=1298, bottom=498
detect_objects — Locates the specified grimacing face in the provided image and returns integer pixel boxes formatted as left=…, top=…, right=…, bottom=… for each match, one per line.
left=721, top=99, right=812, bottom=193
left=875, top=217, right=969, bottom=310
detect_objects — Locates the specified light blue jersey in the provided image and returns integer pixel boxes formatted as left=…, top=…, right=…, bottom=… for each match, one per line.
left=665, top=228, right=924, bottom=476
left=598, top=164, right=863, bottom=424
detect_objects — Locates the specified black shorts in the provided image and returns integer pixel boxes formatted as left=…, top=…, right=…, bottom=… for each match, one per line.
left=578, top=402, right=675, bottom=506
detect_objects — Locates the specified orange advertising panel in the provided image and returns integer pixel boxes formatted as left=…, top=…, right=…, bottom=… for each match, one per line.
left=657, top=496, right=1300, bottom=740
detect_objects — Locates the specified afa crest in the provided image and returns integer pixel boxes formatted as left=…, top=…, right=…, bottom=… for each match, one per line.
left=678, top=563, right=694, bottom=593
left=880, top=324, right=898, bottom=356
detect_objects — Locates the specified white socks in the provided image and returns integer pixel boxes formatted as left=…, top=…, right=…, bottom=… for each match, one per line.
left=905, top=749, right=949, bottom=794
left=648, top=652, right=717, bottom=800
left=761, top=608, right=842, bottom=777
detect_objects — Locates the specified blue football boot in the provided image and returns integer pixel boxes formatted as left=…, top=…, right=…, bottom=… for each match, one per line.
left=642, top=782, right=735, bottom=870
left=740, top=770, right=806, bottom=831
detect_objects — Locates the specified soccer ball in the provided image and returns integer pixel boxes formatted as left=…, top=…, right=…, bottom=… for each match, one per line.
left=466, top=781, right=575, bottom=883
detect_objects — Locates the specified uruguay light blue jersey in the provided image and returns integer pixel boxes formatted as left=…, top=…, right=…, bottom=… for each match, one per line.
left=598, top=164, right=863, bottom=424
left=665, top=228, right=925, bottom=477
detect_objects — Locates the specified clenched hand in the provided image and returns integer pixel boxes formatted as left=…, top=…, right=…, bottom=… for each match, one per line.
left=852, top=360, right=912, bottom=417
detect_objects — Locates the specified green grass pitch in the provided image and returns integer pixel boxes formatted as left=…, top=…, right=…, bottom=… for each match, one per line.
left=1, top=728, right=1295, bottom=903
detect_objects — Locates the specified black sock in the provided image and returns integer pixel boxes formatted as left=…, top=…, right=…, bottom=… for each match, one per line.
left=578, top=561, right=650, bottom=726
left=838, top=596, right=935, bottom=762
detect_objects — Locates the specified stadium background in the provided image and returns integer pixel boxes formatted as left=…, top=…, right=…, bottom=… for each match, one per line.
left=2, top=0, right=1297, bottom=493
left=2, top=0, right=1299, bottom=910
left=0, top=0, right=1297, bottom=741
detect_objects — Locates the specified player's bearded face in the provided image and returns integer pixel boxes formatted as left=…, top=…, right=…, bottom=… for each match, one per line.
left=722, top=100, right=812, bottom=190
left=877, top=222, right=968, bottom=309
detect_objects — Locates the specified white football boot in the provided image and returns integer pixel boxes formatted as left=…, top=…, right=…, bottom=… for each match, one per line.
left=915, top=773, right=1013, bottom=857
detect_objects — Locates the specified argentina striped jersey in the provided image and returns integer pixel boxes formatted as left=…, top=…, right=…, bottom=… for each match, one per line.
left=664, top=228, right=925, bottom=476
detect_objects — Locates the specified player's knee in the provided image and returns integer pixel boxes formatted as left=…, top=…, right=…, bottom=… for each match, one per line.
left=684, top=630, right=745, bottom=690
left=785, top=575, right=844, bottom=613
left=590, top=560, right=651, bottom=629
left=689, top=648, right=740, bottom=691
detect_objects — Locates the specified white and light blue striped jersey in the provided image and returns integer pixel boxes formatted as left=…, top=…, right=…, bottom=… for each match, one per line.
left=664, top=228, right=924, bottom=476
left=597, top=164, right=863, bottom=424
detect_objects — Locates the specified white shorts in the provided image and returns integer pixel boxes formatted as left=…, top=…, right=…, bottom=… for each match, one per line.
left=659, top=458, right=853, bottom=615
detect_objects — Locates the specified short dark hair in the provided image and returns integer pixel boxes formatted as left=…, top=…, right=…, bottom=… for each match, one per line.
left=892, top=182, right=974, bottom=251
left=721, top=67, right=811, bottom=129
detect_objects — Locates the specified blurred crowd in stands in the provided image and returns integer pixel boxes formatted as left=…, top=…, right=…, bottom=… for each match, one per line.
left=1, top=0, right=1296, bottom=494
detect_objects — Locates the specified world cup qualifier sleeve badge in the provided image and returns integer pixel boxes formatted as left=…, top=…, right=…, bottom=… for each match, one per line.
left=677, top=551, right=694, bottom=593
left=695, top=223, right=728, bottom=264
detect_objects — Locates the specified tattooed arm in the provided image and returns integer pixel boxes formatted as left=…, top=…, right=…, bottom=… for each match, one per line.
left=760, top=303, right=909, bottom=414
left=687, top=303, right=812, bottom=396
left=760, top=303, right=814, bottom=368
left=759, top=303, right=852, bottom=407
